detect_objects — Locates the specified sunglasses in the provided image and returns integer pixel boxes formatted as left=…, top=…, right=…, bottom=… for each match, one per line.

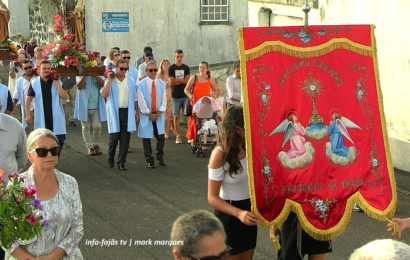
left=119, top=67, right=128, bottom=71
left=122, top=57, right=131, bottom=59
left=114, top=54, right=120, bottom=57
left=148, top=69, right=158, bottom=73
left=187, top=248, right=231, bottom=260
left=23, top=66, right=33, bottom=70
left=31, top=147, right=60, bottom=157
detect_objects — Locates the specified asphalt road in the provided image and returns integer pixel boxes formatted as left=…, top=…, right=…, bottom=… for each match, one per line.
left=46, top=116, right=410, bottom=260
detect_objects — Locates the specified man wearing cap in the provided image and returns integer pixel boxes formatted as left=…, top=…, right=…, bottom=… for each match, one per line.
left=134, top=46, right=156, bottom=69
left=12, top=60, right=37, bottom=133
left=101, top=59, right=138, bottom=171
left=225, top=61, right=242, bottom=108
left=137, top=61, right=166, bottom=168
left=138, top=51, right=154, bottom=82
left=25, top=60, right=67, bottom=155
left=0, top=98, right=28, bottom=185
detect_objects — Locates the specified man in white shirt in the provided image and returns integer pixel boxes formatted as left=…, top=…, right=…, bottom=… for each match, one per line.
left=0, top=98, right=27, bottom=185
left=101, top=59, right=138, bottom=171
left=225, top=61, right=242, bottom=108
left=8, top=53, right=26, bottom=96
left=137, top=61, right=167, bottom=168
left=12, top=60, right=36, bottom=133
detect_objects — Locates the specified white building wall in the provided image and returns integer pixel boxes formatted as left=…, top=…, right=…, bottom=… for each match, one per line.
left=248, top=0, right=410, bottom=171
left=3, top=0, right=30, bottom=37
left=85, top=0, right=248, bottom=67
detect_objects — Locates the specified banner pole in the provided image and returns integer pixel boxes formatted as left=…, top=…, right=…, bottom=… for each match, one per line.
left=302, top=0, right=311, bottom=28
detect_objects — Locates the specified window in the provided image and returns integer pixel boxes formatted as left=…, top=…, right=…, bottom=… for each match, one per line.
left=201, top=0, right=229, bottom=22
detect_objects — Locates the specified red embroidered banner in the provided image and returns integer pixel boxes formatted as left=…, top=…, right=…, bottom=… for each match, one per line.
left=239, top=25, right=396, bottom=242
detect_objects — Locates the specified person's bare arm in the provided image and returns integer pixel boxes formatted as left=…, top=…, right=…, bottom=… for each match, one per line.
left=25, top=96, right=33, bottom=125
left=55, top=80, right=68, bottom=99
left=95, top=76, right=105, bottom=87
left=184, top=75, right=196, bottom=101
left=76, top=76, right=86, bottom=90
left=10, top=62, right=16, bottom=79
left=207, top=149, right=259, bottom=226
left=101, top=77, right=114, bottom=99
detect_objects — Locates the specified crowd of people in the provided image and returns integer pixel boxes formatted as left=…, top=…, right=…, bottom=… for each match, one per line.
left=1, top=41, right=410, bottom=260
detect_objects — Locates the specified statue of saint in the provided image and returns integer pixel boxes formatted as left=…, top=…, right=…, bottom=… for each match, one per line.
left=0, top=0, right=10, bottom=45
left=61, top=0, right=85, bottom=43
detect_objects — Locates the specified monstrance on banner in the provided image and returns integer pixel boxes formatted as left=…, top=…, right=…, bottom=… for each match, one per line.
left=238, top=25, right=397, bottom=246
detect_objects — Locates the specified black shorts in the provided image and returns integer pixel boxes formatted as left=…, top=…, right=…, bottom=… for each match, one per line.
left=214, top=198, right=258, bottom=255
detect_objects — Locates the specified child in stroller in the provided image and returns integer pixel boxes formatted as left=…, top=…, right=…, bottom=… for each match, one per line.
left=191, top=96, right=221, bottom=156
left=198, top=118, right=220, bottom=150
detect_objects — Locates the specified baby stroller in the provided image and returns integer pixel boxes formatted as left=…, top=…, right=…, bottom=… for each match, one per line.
left=191, top=96, right=221, bottom=157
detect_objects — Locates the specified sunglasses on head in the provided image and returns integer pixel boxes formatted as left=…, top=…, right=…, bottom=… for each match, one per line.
left=119, top=67, right=128, bottom=71
left=31, top=147, right=60, bottom=157
left=148, top=69, right=158, bottom=73
left=122, top=57, right=131, bottom=59
left=187, top=248, right=231, bottom=260
left=23, top=66, right=33, bottom=70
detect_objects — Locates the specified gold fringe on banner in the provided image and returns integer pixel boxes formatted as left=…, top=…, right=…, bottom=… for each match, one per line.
left=238, top=25, right=397, bottom=246
left=244, top=38, right=373, bottom=61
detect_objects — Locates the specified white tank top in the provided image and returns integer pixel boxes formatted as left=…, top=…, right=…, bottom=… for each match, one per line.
left=208, top=147, right=250, bottom=200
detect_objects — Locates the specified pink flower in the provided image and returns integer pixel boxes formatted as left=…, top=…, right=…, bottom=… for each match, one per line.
left=53, top=15, right=63, bottom=22
left=16, top=195, right=22, bottom=204
left=26, top=215, right=37, bottom=225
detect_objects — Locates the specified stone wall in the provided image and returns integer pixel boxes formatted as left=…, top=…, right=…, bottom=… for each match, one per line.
left=28, top=0, right=60, bottom=43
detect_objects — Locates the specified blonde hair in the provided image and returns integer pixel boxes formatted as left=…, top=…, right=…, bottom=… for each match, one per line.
left=27, top=128, right=58, bottom=152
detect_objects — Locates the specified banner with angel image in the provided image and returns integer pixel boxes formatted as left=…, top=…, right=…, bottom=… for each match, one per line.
left=239, top=25, right=396, bottom=242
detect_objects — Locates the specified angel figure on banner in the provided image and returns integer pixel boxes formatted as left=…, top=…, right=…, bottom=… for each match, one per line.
left=325, top=110, right=363, bottom=167
left=269, top=112, right=316, bottom=170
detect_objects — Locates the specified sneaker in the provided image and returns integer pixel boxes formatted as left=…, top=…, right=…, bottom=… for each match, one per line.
left=176, top=136, right=182, bottom=144
left=188, top=139, right=193, bottom=144
left=353, top=204, right=364, bottom=212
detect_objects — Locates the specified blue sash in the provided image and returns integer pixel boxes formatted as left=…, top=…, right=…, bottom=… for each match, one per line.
left=32, top=77, right=66, bottom=135
left=0, top=84, right=8, bottom=113
left=74, top=76, right=107, bottom=122
left=137, top=79, right=165, bottom=139
left=102, top=76, right=136, bottom=134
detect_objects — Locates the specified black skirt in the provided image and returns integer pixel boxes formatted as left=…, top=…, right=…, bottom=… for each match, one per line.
left=214, top=198, right=258, bottom=255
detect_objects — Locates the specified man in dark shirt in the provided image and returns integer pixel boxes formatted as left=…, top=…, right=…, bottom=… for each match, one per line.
left=26, top=60, right=68, bottom=155
left=25, top=38, right=37, bottom=60
left=169, top=49, right=190, bottom=144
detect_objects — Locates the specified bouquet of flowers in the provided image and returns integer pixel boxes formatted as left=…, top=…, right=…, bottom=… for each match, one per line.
left=0, top=170, right=48, bottom=249
left=45, top=15, right=98, bottom=70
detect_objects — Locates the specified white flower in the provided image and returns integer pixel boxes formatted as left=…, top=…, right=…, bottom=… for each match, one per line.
left=64, top=56, right=68, bottom=59
left=59, top=61, right=64, bottom=66
left=315, top=199, right=323, bottom=207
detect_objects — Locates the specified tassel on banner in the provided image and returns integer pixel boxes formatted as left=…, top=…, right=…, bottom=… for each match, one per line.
left=245, top=39, right=373, bottom=61
left=270, top=226, right=281, bottom=250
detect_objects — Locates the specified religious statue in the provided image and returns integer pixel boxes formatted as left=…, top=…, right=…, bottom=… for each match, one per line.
left=0, top=0, right=10, bottom=45
left=61, top=0, right=85, bottom=43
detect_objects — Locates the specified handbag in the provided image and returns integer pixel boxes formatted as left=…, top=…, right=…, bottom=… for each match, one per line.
left=183, top=75, right=197, bottom=116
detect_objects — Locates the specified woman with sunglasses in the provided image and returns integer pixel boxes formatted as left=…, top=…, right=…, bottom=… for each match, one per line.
left=4, top=128, right=84, bottom=260
left=208, top=106, right=259, bottom=260
left=106, top=49, right=120, bottom=71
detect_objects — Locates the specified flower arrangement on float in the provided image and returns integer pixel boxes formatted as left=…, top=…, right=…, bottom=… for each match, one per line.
left=45, top=15, right=98, bottom=72
left=0, top=170, right=48, bottom=249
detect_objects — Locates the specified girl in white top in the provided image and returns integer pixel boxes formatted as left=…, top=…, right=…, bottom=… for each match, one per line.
left=208, top=106, right=259, bottom=260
